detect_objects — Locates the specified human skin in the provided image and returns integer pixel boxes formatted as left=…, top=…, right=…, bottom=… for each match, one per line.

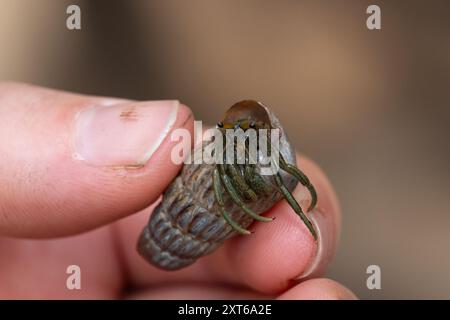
left=0, top=82, right=356, bottom=299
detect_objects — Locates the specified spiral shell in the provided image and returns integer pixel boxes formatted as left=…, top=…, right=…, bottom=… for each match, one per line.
left=137, top=104, right=298, bottom=270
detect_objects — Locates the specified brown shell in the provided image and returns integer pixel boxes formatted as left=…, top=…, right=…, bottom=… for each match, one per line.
left=137, top=102, right=298, bottom=270
left=221, top=100, right=272, bottom=126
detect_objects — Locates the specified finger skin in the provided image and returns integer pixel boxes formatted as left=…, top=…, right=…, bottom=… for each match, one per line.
left=127, top=284, right=270, bottom=300
left=211, top=156, right=341, bottom=293
left=277, top=278, right=357, bottom=300
left=0, top=227, right=122, bottom=299
left=115, top=155, right=341, bottom=295
left=124, top=279, right=357, bottom=300
left=0, top=82, right=194, bottom=237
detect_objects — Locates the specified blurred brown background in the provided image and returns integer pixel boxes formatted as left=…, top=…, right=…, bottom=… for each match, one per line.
left=1, top=0, right=449, bottom=299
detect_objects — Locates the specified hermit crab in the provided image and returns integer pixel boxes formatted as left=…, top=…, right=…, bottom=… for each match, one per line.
left=137, top=100, right=317, bottom=270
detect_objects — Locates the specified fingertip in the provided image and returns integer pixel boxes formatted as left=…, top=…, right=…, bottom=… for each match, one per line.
left=298, top=156, right=342, bottom=238
left=225, top=209, right=317, bottom=293
left=206, top=154, right=341, bottom=294
left=294, top=156, right=341, bottom=280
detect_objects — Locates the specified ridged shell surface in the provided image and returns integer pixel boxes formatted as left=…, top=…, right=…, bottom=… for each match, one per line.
left=137, top=106, right=297, bottom=270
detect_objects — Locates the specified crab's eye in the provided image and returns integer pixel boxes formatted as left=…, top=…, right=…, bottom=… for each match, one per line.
left=217, top=122, right=224, bottom=128
left=249, top=121, right=256, bottom=129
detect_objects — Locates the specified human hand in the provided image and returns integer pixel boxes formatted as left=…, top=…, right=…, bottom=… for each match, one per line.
left=0, top=82, right=356, bottom=299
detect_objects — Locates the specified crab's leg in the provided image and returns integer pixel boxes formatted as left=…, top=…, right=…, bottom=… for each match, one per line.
left=274, top=172, right=317, bottom=240
left=225, top=164, right=257, bottom=201
left=213, top=167, right=251, bottom=235
left=243, top=148, right=272, bottom=196
left=218, top=163, right=273, bottom=223
left=279, top=154, right=318, bottom=212
left=243, top=164, right=273, bottom=196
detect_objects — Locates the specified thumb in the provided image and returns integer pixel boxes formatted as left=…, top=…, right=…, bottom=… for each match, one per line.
left=0, top=82, right=193, bottom=238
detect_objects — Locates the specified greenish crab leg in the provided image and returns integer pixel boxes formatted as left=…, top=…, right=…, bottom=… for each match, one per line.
left=274, top=172, right=317, bottom=240
left=226, top=164, right=258, bottom=201
left=279, top=154, right=318, bottom=212
left=244, top=164, right=273, bottom=196
left=243, top=148, right=272, bottom=196
left=213, top=168, right=251, bottom=235
left=218, top=164, right=274, bottom=223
